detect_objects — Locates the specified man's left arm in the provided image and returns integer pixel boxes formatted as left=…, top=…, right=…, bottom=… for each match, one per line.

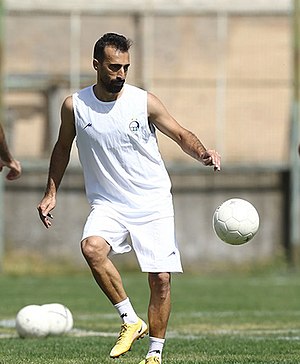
left=147, top=92, right=221, bottom=171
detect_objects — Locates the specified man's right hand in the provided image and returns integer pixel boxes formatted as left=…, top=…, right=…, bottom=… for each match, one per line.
left=37, top=196, right=56, bottom=228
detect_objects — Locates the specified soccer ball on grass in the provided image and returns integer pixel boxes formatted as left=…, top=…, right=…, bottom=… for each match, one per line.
left=213, top=198, right=259, bottom=245
left=15, top=305, right=49, bottom=338
left=41, top=303, right=73, bottom=335
left=15, top=303, right=73, bottom=338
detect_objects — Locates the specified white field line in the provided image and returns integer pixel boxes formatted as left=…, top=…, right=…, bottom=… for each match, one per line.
left=2, top=310, right=300, bottom=329
left=70, top=328, right=116, bottom=337
left=167, top=333, right=300, bottom=341
left=76, top=310, right=300, bottom=319
left=2, top=328, right=300, bottom=341
left=174, top=310, right=300, bottom=318
left=2, top=313, right=300, bottom=341
left=0, top=319, right=15, bottom=328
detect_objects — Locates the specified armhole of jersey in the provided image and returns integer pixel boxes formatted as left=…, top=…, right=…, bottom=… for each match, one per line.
left=148, top=119, right=156, bottom=134
left=145, top=90, right=156, bottom=135
left=72, top=93, right=79, bottom=135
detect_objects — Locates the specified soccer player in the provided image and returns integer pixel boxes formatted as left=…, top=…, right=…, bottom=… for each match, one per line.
left=37, top=33, right=221, bottom=364
left=0, top=122, right=21, bottom=180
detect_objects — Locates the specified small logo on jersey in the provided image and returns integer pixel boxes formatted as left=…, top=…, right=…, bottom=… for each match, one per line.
left=129, top=120, right=140, bottom=133
left=83, top=122, right=92, bottom=129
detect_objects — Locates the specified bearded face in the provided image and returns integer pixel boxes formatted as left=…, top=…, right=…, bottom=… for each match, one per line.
left=95, top=46, right=130, bottom=95
left=100, top=75, right=125, bottom=94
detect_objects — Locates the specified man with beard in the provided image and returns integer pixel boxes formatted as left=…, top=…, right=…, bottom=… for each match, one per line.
left=37, top=33, right=221, bottom=364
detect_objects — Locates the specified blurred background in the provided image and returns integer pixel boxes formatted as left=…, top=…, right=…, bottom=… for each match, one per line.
left=0, top=0, right=299, bottom=273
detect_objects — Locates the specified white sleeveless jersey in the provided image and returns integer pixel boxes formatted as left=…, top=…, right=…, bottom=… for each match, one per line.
left=73, top=84, right=174, bottom=221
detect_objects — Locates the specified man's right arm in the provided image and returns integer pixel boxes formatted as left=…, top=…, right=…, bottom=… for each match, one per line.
left=37, top=96, right=76, bottom=228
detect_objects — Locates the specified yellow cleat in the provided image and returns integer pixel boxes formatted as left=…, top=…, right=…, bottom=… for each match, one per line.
left=110, top=318, right=148, bottom=358
left=138, top=356, right=161, bottom=364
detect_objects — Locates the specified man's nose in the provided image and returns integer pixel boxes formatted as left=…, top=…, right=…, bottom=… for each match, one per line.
left=117, top=66, right=126, bottom=78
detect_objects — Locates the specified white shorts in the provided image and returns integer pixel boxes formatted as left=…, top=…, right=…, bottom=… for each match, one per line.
left=81, top=206, right=183, bottom=273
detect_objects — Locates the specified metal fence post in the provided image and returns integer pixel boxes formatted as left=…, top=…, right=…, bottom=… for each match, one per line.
left=289, top=0, right=300, bottom=258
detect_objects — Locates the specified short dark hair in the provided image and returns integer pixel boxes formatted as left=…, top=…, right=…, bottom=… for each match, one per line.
left=93, top=33, right=132, bottom=62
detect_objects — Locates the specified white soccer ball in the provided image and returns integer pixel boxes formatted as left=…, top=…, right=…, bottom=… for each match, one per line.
left=213, top=198, right=259, bottom=245
left=15, top=305, right=50, bottom=338
left=41, top=303, right=73, bottom=335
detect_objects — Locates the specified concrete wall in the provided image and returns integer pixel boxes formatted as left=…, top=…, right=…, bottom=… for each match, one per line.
left=3, top=166, right=287, bottom=271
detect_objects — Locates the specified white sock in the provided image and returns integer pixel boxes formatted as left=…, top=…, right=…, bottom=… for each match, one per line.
left=114, top=297, right=139, bottom=324
left=146, top=336, right=165, bottom=360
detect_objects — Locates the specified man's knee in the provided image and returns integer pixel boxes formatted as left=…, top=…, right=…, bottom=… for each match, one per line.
left=149, top=272, right=171, bottom=298
left=81, top=236, right=110, bottom=262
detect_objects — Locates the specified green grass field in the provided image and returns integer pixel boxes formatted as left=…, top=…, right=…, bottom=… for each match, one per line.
left=1, top=268, right=300, bottom=363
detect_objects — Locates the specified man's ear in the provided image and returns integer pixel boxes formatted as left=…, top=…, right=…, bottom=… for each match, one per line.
left=93, top=58, right=99, bottom=71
